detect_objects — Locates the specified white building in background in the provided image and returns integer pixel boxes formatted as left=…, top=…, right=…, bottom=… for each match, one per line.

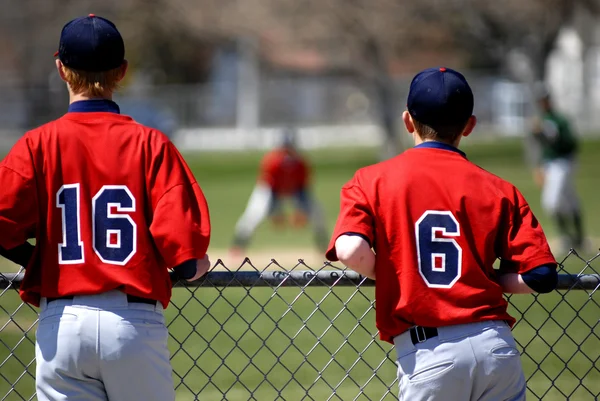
left=492, top=19, right=600, bottom=138
left=545, top=7, right=600, bottom=134
left=490, top=80, right=530, bottom=136
left=172, top=7, right=600, bottom=151
left=546, top=27, right=585, bottom=124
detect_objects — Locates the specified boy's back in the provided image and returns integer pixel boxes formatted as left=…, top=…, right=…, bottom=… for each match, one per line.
left=2, top=106, right=209, bottom=308
left=259, top=148, right=309, bottom=195
left=342, top=141, right=553, bottom=342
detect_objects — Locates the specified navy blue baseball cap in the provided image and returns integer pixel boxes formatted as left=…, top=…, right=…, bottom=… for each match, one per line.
left=55, top=14, right=124, bottom=72
left=407, top=67, right=474, bottom=130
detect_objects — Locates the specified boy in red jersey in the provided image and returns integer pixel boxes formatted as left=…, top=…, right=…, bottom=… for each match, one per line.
left=326, top=67, right=557, bottom=400
left=230, top=128, right=329, bottom=257
left=0, top=15, right=210, bottom=401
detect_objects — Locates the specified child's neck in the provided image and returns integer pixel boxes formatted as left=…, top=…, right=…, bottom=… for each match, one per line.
left=69, top=91, right=113, bottom=105
left=414, top=136, right=460, bottom=148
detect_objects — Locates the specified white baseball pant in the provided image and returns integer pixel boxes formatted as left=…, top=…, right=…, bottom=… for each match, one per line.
left=394, top=320, right=526, bottom=401
left=541, top=157, right=580, bottom=216
left=35, top=290, right=175, bottom=401
left=233, top=182, right=327, bottom=246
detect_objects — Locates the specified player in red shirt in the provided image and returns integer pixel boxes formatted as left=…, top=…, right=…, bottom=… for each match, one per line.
left=0, top=15, right=210, bottom=401
left=230, top=129, right=328, bottom=257
left=326, top=67, right=558, bottom=400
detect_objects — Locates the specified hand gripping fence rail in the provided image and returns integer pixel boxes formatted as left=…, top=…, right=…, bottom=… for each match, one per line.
left=1, top=250, right=599, bottom=401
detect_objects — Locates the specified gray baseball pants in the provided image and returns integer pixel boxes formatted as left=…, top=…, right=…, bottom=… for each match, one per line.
left=542, top=157, right=580, bottom=216
left=35, top=290, right=175, bottom=401
left=394, top=320, right=527, bottom=401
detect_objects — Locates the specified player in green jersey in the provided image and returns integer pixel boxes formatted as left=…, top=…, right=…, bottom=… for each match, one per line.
left=531, top=86, right=584, bottom=251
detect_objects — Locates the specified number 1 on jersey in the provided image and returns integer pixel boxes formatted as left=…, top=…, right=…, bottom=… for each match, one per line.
left=415, top=211, right=462, bottom=288
left=57, top=184, right=84, bottom=264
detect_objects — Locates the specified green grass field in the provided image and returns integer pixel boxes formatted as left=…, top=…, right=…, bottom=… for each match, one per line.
left=184, top=137, right=600, bottom=253
left=1, top=137, right=599, bottom=400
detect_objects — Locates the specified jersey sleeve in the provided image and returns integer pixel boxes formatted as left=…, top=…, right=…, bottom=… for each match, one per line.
left=258, top=152, right=278, bottom=187
left=325, top=174, right=375, bottom=261
left=0, top=135, right=38, bottom=249
left=497, top=190, right=556, bottom=274
left=148, top=140, right=211, bottom=268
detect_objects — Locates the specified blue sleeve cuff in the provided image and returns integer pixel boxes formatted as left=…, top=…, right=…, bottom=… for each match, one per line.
left=0, top=242, right=35, bottom=268
left=171, top=259, right=197, bottom=280
left=521, top=264, right=558, bottom=293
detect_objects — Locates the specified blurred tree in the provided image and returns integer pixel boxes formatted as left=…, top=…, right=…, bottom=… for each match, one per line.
left=2, top=0, right=597, bottom=143
left=170, top=0, right=458, bottom=158
left=0, top=0, right=217, bottom=128
left=440, top=0, right=600, bottom=83
left=120, top=0, right=216, bottom=85
left=434, top=0, right=599, bottom=168
left=0, top=0, right=136, bottom=128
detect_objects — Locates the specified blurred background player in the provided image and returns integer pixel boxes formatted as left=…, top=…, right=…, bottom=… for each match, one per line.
left=530, top=85, right=585, bottom=251
left=230, top=128, right=329, bottom=257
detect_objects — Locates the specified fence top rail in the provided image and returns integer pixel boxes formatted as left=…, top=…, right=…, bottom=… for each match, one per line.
left=1, top=271, right=599, bottom=290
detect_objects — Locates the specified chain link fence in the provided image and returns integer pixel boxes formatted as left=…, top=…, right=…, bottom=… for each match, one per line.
left=1, top=251, right=599, bottom=401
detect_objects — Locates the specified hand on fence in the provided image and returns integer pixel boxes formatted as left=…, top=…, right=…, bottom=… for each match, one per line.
left=187, top=254, right=211, bottom=282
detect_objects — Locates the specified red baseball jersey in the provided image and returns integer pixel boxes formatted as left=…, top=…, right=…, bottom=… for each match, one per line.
left=259, top=149, right=309, bottom=195
left=326, top=142, right=556, bottom=344
left=0, top=108, right=210, bottom=308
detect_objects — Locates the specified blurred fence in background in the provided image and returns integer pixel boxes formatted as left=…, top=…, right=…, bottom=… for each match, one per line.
left=2, top=72, right=600, bottom=152
left=1, top=251, right=599, bottom=400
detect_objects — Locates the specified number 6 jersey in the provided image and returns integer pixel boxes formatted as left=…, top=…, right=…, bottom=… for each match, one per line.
left=0, top=102, right=211, bottom=308
left=325, top=141, right=556, bottom=344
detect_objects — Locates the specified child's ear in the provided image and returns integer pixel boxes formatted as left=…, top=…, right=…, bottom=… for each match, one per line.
left=118, top=60, right=128, bottom=82
left=56, top=59, right=67, bottom=83
left=462, top=115, right=477, bottom=137
left=403, top=111, right=415, bottom=134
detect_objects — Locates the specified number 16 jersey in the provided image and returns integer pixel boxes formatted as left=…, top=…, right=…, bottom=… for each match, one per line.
left=325, top=142, right=556, bottom=344
left=0, top=106, right=211, bottom=308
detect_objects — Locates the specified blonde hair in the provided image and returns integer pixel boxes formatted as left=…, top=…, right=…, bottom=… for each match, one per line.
left=61, top=64, right=123, bottom=97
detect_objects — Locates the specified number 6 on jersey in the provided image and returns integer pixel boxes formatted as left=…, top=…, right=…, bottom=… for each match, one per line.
left=57, top=184, right=137, bottom=265
left=415, top=210, right=462, bottom=288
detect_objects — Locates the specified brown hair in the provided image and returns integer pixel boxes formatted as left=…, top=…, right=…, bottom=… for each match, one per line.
left=412, top=118, right=469, bottom=143
left=61, top=64, right=123, bottom=97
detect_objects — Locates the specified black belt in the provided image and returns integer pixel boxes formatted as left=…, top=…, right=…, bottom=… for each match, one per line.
left=46, top=294, right=157, bottom=306
left=409, top=326, right=438, bottom=345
